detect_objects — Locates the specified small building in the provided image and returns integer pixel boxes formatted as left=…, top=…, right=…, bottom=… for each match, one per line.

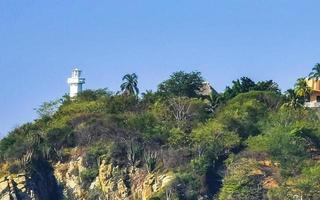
left=305, top=79, right=320, bottom=108
left=67, top=68, right=85, bottom=98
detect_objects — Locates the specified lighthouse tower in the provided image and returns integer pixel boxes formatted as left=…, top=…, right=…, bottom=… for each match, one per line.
left=67, top=68, right=85, bottom=98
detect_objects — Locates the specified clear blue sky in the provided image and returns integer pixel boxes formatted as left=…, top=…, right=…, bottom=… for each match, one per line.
left=0, top=0, right=319, bottom=137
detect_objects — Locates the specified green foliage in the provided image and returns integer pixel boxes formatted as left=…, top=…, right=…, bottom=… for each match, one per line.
left=83, top=142, right=110, bottom=168
left=141, top=90, right=159, bottom=107
left=190, top=156, right=211, bottom=174
left=269, top=164, right=320, bottom=199
left=46, top=127, right=74, bottom=150
left=105, top=95, right=138, bottom=114
left=80, top=168, right=99, bottom=187
left=248, top=131, right=308, bottom=175
left=247, top=107, right=318, bottom=175
left=294, top=78, right=311, bottom=98
left=192, top=121, right=240, bottom=173
left=151, top=97, right=211, bottom=129
left=282, top=89, right=305, bottom=109
left=167, top=172, right=202, bottom=200
left=0, top=123, right=37, bottom=162
left=58, top=100, right=106, bottom=116
left=223, top=77, right=256, bottom=100
left=121, top=73, right=139, bottom=96
left=124, top=112, right=168, bottom=144
left=255, top=80, right=280, bottom=93
left=169, top=128, right=191, bottom=148
left=222, top=77, right=280, bottom=102
left=144, top=151, right=158, bottom=173
left=158, top=71, right=204, bottom=98
left=290, top=165, right=320, bottom=198
left=2, top=72, right=320, bottom=200
left=308, top=63, right=320, bottom=80
left=126, top=139, right=144, bottom=167
left=217, top=91, right=281, bottom=138
left=35, top=99, right=61, bottom=118
left=77, top=88, right=112, bottom=101
left=110, top=142, right=128, bottom=167
left=219, top=158, right=265, bottom=200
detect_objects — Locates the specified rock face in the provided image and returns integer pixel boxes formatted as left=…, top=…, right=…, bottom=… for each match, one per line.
left=87, top=160, right=174, bottom=200
left=0, top=174, right=35, bottom=200
left=0, top=155, right=174, bottom=200
left=90, top=160, right=130, bottom=200
left=53, top=156, right=174, bottom=200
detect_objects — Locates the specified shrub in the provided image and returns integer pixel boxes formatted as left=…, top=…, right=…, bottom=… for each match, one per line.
left=168, top=172, right=201, bottom=200
left=144, top=151, right=158, bottom=173
left=80, top=168, right=98, bottom=187
left=110, top=142, right=128, bottom=167
left=218, top=158, right=266, bottom=200
left=83, top=142, right=110, bottom=168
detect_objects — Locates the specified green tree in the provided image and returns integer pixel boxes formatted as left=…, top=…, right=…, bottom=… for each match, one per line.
left=35, top=100, right=61, bottom=118
left=120, top=73, right=139, bottom=96
left=254, top=80, right=280, bottom=93
left=77, top=88, right=111, bottom=101
left=222, top=77, right=280, bottom=102
left=283, top=89, right=304, bottom=109
left=222, top=77, right=256, bottom=101
left=308, top=63, right=320, bottom=80
left=294, top=78, right=311, bottom=100
left=158, top=71, right=204, bottom=98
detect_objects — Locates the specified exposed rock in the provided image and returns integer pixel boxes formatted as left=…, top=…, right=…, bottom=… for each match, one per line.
left=263, top=177, right=279, bottom=189
left=0, top=174, right=35, bottom=200
left=134, top=171, right=174, bottom=200
left=258, top=160, right=280, bottom=190
left=54, top=157, right=85, bottom=199
left=90, top=160, right=130, bottom=200
left=1, top=155, right=175, bottom=200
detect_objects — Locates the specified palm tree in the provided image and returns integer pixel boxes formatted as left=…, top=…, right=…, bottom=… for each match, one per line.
left=294, top=78, right=311, bottom=101
left=121, top=73, right=139, bottom=96
left=308, top=63, right=320, bottom=80
left=283, top=89, right=303, bottom=109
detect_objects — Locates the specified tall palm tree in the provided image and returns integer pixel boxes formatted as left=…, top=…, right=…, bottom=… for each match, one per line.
left=121, top=73, right=139, bottom=96
left=308, top=63, right=320, bottom=80
left=294, top=78, right=311, bottom=100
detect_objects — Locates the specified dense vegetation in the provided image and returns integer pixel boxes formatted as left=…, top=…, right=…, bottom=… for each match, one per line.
left=1, top=67, right=320, bottom=200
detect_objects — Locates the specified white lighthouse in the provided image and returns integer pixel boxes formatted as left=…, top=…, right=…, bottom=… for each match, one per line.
left=67, top=68, right=85, bottom=98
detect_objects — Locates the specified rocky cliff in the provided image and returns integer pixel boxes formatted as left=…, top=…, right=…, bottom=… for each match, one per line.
left=0, top=174, right=35, bottom=200
left=0, top=155, right=174, bottom=200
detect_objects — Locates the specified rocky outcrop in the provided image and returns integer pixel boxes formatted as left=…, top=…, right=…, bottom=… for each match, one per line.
left=54, top=157, right=86, bottom=199
left=140, top=173, right=174, bottom=200
left=89, top=160, right=130, bottom=200
left=0, top=174, right=35, bottom=200
left=54, top=157, right=174, bottom=200
left=89, top=160, right=174, bottom=200
left=0, top=156, right=175, bottom=200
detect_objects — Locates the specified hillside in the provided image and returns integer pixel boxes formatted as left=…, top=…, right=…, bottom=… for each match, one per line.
left=1, top=72, right=320, bottom=200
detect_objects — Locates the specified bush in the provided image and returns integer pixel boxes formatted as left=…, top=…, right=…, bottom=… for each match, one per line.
left=83, top=142, right=110, bottom=168
left=157, top=71, right=205, bottom=98
left=80, top=168, right=98, bottom=187
left=110, top=142, right=128, bottom=167
left=168, top=172, right=201, bottom=200
left=218, top=158, right=266, bottom=200
left=144, top=151, right=158, bottom=173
